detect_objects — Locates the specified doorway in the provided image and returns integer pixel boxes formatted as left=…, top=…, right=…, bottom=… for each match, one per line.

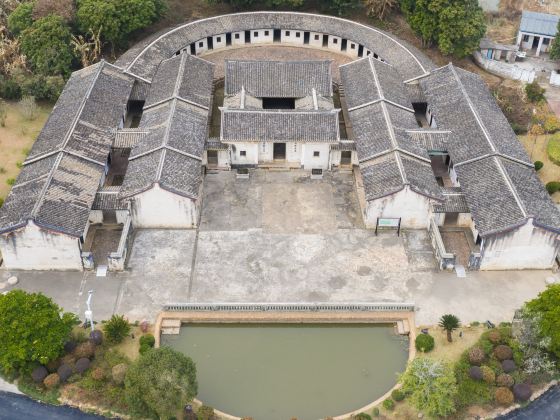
left=207, top=150, right=218, bottom=165
left=341, top=151, right=352, bottom=166
left=273, top=143, right=286, bottom=160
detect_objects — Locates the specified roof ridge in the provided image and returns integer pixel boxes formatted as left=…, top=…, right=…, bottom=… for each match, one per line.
left=30, top=152, right=64, bottom=219
left=494, top=156, right=527, bottom=217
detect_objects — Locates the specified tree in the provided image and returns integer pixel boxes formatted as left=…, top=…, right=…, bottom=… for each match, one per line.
left=125, top=346, right=198, bottom=419
left=439, top=314, right=460, bottom=342
left=549, top=21, right=560, bottom=60
left=401, top=0, right=486, bottom=57
left=32, top=0, right=76, bottom=23
left=400, top=358, right=457, bottom=417
left=76, top=0, right=164, bottom=48
left=525, top=81, right=546, bottom=103
left=20, top=15, right=76, bottom=77
left=7, top=1, right=34, bottom=36
left=103, top=314, right=131, bottom=344
left=364, top=0, right=396, bottom=20
left=0, top=290, right=76, bottom=374
left=525, top=284, right=560, bottom=359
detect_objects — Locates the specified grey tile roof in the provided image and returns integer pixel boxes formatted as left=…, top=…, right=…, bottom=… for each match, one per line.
left=331, top=140, right=356, bottom=151
left=92, top=186, right=127, bottom=210
left=340, top=57, right=413, bottom=110
left=27, top=61, right=134, bottom=164
left=206, top=138, right=229, bottom=150
left=220, top=109, right=340, bottom=143
left=433, top=187, right=470, bottom=213
left=113, top=129, right=147, bottom=149
left=145, top=53, right=215, bottom=109
left=225, top=59, right=332, bottom=98
left=361, top=154, right=404, bottom=200
left=520, top=11, right=559, bottom=37
left=407, top=130, right=450, bottom=152
left=116, top=12, right=434, bottom=82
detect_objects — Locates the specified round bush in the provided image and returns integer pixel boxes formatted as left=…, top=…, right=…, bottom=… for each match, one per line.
left=91, top=367, right=105, bottom=381
left=487, top=330, right=501, bottom=344
left=495, top=387, right=514, bottom=406
left=61, top=354, right=76, bottom=366
left=501, top=359, right=516, bottom=373
left=468, top=347, right=486, bottom=365
left=74, top=341, right=95, bottom=359
left=391, top=389, right=405, bottom=402
left=546, top=181, right=560, bottom=194
left=75, top=358, right=90, bottom=374
left=31, top=366, right=48, bottom=383
left=197, top=405, right=215, bottom=420
left=469, top=366, right=483, bottom=381
left=57, top=363, right=73, bottom=382
left=43, top=373, right=60, bottom=389
left=415, top=334, right=434, bottom=353
left=372, top=407, right=380, bottom=417
left=46, top=358, right=61, bottom=373
left=513, top=383, right=532, bottom=402
left=547, top=134, right=560, bottom=165
left=494, top=345, right=514, bottom=361
left=535, top=161, right=544, bottom=171
left=139, top=334, right=155, bottom=348
left=481, top=366, right=495, bottom=384
left=89, top=329, right=103, bottom=345
left=382, top=399, right=394, bottom=410
left=63, top=340, right=77, bottom=354
left=497, top=373, right=514, bottom=388
left=111, top=363, right=127, bottom=385
left=352, top=414, right=371, bottom=420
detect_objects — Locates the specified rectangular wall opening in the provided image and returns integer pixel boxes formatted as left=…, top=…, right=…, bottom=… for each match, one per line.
left=262, top=97, right=295, bottom=109
left=273, top=29, right=281, bottom=43
left=322, top=34, right=329, bottom=47
left=303, top=31, right=310, bottom=44
left=273, top=143, right=286, bottom=160
left=226, top=33, right=232, bottom=46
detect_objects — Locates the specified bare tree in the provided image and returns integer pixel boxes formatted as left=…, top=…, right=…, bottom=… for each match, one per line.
left=364, top=0, right=397, bottom=20
left=71, top=29, right=103, bottom=68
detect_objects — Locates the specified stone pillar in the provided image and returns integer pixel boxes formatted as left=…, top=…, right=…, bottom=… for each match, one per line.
left=536, top=36, right=544, bottom=56
left=516, top=31, right=523, bottom=47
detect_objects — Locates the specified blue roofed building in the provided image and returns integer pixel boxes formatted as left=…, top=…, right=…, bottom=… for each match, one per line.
left=516, top=10, right=559, bottom=56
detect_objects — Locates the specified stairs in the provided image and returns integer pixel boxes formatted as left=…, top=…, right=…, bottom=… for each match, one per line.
left=396, top=319, right=410, bottom=335
left=161, top=319, right=181, bottom=335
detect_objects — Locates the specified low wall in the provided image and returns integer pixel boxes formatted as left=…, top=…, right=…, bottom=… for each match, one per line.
left=473, top=51, right=535, bottom=83
left=551, top=71, right=560, bottom=87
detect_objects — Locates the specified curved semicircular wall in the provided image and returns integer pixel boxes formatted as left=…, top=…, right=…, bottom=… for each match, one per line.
left=116, top=12, right=434, bottom=83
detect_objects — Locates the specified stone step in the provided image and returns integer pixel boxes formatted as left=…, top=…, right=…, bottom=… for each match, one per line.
left=396, top=320, right=404, bottom=335
left=161, top=319, right=181, bottom=335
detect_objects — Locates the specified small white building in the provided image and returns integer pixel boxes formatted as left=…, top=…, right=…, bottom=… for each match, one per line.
left=516, top=10, right=559, bottom=56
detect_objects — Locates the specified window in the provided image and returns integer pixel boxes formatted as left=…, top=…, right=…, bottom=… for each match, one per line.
left=313, top=151, right=320, bottom=157
left=199, top=42, right=204, bottom=47
left=254, top=31, right=258, bottom=37
left=333, top=38, right=338, bottom=44
left=264, top=30, right=269, bottom=36
left=367, top=51, right=371, bottom=56
left=543, top=38, right=550, bottom=45
left=523, top=34, right=529, bottom=42
left=314, top=34, right=320, bottom=40
left=350, top=43, right=355, bottom=49
left=216, top=36, right=221, bottom=43
left=235, top=33, right=240, bottom=39
left=240, top=150, right=247, bottom=157
left=296, top=32, right=300, bottom=38
left=285, top=31, right=290, bottom=36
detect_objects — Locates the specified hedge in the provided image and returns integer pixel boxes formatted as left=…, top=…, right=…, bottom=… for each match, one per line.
left=547, top=134, right=560, bottom=165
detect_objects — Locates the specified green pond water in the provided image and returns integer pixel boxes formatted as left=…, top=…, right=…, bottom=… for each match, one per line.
left=162, top=323, right=409, bottom=420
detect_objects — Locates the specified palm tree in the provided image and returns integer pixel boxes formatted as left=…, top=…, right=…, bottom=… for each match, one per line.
left=439, top=314, right=460, bottom=342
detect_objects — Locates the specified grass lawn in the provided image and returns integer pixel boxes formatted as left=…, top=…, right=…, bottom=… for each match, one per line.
left=0, top=100, right=52, bottom=201
left=519, top=134, right=560, bottom=203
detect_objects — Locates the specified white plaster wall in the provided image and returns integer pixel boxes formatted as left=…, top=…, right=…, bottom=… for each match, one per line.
left=364, top=186, right=432, bottom=229
left=327, top=35, right=342, bottom=52
left=329, top=150, right=358, bottom=167
left=218, top=150, right=231, bottom=168
left=89, top=210, right=103, bottom=224
left=232, top=31, right=245, bottom=45
left=258, top=142, right=273, bottom=162
left=212, top=34, right=227, bottom=50
left=230, top=143, right=258, bottom=165
left=480, top=220, right=559, bottom=270
left=286, top=142, right=302, bottom=163
left=250, top=29, right=273, bottom=44
left=281, top=29, right=304, bottom=45
left=0, top=222, right=82, bottom=270
left=301, top=143, right=330, bottom=170
left=130, top=184, right=199, bottom=228
left=309, top=32, right=323, bottom=48
left=116, top=210, right=129, bottom=224
left=194, top=38, right=208, bottom=54
left=346, top=40, right=359, bottom=57
left=457, top=213, right=472, bottom=228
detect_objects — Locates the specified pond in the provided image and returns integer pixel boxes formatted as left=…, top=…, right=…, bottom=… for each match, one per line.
left=162, top=323, right=409, bottom=420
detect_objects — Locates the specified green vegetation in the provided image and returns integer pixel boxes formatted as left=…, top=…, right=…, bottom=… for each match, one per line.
left=547, top=134, right=560, bottom=165
left=525, top=81, right=546, bottom=103
left=125, top=346, right=198, bottom=419
left=0, top=290, right=77, bottom=374
left=415, top=333, right=435, bottom=352
left=391, top=388, right=405, bottom=401
left=7, top=2, right=34, bottom=36
left=534, top=161, right=544, bottom=171
left=546, top=181, right=560, bottom=194
left=439, top=314, right=460, bottom=342
left=549, top=20, right=560, bottom=60
left=103, top=315, right=131, bottom=344
left=139, top=334, right=155, bottom=355
left=400, top=0, right=486, bottom=57
left=382, top=398, right=394, bottom=410
left=525, top=284, right=560, bottom=359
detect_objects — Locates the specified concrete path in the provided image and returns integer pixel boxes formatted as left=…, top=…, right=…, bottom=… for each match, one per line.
left=0, top=378, right=21, bottom=395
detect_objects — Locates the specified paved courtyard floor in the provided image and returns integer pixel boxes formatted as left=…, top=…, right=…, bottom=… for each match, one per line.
left=1, top=170, right=555, bottom=325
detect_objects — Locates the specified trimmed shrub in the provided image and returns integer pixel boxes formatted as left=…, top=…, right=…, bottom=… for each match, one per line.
left=547, top=134, right=560, bottom=165
left=89, top=329, right=103, bottom=345
left=535, top=161, right=544, bottom=171
left=139, top=334, right=155, bottom=348
left=372, top=407, right=380, bottom=417
left=46, top=358, right=61, bottom=373
left=91, top=367, right=105, bottom=381
left=382, top=399, right=394, bottom=410
left=546, top=181, right=560, bottom=194
left=197, top=405, right=216, bottom=420
left=525, top=81, right=546, bottom=103
left=43, top=373, right=60, bottom=388
left=103, top=315, right=131, bottom=344
left=513, top=383, right=532, bottom=402
left=468, top=347, right=486, bottom=365
left=75, top=358, right=90, bottom=374
left=352, top=414, right=371, bottom=420
left=495, top=387, right=514, bottom=406
left=391, top=389, right=405, bottom=402
left=497, top=373, right=514, bottom=388
left=494, top=345, right=514, bottom=361
left=487, top=330, right=501, bottom=344
left=112, top=363, right=127, bottom=385
left=469, top=366, right=483, bottom=381
left=63, top=340, right=77, bottom=354
left=57, top=363, right=73, bottom=382
left=31, top=366, right=48, bottom=383
left=74, top=341, right=95, bottom=359
left=415, top=334, right=435, bottom=353
left=481, top=366, right=495, bottom=384
left=501, top=359, right=516, bottom=373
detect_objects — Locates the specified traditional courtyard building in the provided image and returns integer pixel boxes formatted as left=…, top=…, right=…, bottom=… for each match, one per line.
left=0, top=12, right=558, bottom=271
left=516, top=10, right=559, bottom=57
